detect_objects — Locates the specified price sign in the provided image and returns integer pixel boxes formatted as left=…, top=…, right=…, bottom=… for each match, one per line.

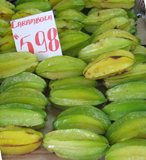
left=10, top=10, right=62, bottom=61
left=0, top=151, right=2, bottom=160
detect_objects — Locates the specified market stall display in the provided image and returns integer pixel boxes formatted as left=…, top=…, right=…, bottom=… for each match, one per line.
left=0, top=0, right=146, bottom=159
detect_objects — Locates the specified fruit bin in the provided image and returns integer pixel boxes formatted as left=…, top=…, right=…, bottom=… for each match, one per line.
left=1, top=0, right=146, bottom=160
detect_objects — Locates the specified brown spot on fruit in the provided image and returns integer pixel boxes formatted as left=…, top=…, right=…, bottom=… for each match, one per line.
left=114, top=26, right=118, bottom=29
left=111, top=56, right=122, bottom=59
left=0, top=42, right=8, bottom=47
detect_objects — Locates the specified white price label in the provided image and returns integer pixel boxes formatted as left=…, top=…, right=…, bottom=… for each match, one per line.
left=0, top=151, right=2, bottom=160
left=10, top=10, right=62, bottom=61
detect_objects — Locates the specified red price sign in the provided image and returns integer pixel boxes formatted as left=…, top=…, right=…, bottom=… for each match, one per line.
left=11, top=10, right=62, bottom=61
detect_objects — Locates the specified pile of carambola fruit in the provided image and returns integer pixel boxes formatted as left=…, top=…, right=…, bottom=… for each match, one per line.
left=1, top=0, right=146, bottom=159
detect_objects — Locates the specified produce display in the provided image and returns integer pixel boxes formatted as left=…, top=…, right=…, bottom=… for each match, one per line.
left=0, top=0, right=146, bottom=159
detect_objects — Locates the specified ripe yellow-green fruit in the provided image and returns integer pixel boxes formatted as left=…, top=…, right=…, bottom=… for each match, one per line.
left=83, top=49, right=135, bottom=80
left=0, top=125, right=43, bottom=155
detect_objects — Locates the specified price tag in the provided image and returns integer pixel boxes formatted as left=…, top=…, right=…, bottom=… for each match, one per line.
left=0, top=151, right=2, bottom=160
left=10, top=10, right=62, bottom=61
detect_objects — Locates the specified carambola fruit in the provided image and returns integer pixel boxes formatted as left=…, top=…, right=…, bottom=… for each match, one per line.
left=52, top=0, right=85, bottom=15
left=103, top=61, right=146, bottom=88
left=35, top=55, right=87, bottom=80
left=134, top=54, right=146, bottom=62
left=49, top=76, right=98, bottom=90
left=49, top=84, right=107, bottom=110
left=16, top=0, right=48, bottom=5
left=43, top=128, right=109, bottom=160
left=106, top=111, right=146, bottom=144
left=0, top=18, right=10, bottom=28
left=0, top=6, right=15, bottom=21
left=83, top=0, right=94, bottom=8
left=0, top=52, right=38, bottom=79
left=105, top=139, right=146, bottom=160
left=0, top=26, right=6, bottom=37
left=0, top=0, right=15, bottom=9
left=102, top=99, right=146, bottom=121
left=106, top=80, right=146, bottom=102
left=83, top=49, right=135, bottom=80
left=11, top=8, right=42, bottom=20
left=14, top=1, right=51, bottom=12
left=90, top=0, right=135, bottom=9
left=91, top=29, right=138, bottom=51
left=0, top=103, right=47, bottom=129
left=63, top=38, right=91, bottom=57
left=53, top=105, right=111, bottom=134
left=87, top=7, right=102, bottom=15
left=0, top=125, right=43, bottom=155
left=59, top=30, right=91, bottom=57
left=82, top=8, right=127, bottom=26
left=56, top=19, right=84, bottom=33
left=83, top=8, right=102, bottom=33
left=0, top=35, right=16, bottom=53
left=56, top=9, right=86, bottom=22
left=0, top=18, right=10, bottom=37
left=0, top=87, right=48, bottom=109
left=49, top=0, right=63, bottom=7
left=132, top=45, right=146, bottom=55
left=83, top=24, right=99, bottom=34
left=2, top=26, right=12, bottom=36
left=92, top=16, right=131, bottom=37
left=78, top=37, right=132, bottom=63
left=0, top=72, right=47, bottom=93
left=59, top=30, right=91, bottom=52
